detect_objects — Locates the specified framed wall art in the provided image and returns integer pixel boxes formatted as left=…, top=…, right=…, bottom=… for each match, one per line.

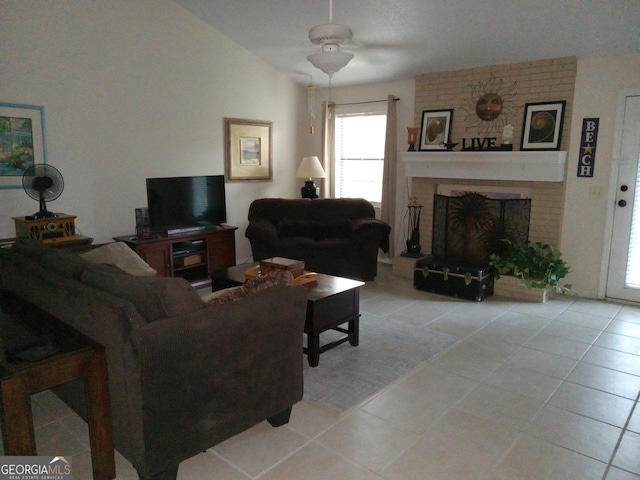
left=224, top=118, right=272, bottom=181
left=419, top=109, right=453, bottom=151
left=0, top=103, right=47, bottom=189
left=520, top=101, right=566, bottom=151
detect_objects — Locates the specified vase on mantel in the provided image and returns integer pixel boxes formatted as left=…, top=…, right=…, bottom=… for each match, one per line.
left=493, top=275, right=554, bottom=303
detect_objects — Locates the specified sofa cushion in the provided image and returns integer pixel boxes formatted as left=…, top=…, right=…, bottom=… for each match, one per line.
left=10, top=238, right=51, bottom=259
left=278, top=218, right=351, bottom=240
left=0, top=248, right=147, bottom=332
left=278, top=219, right=317, bottom=239
left=80, top=242, right=157, bottom=276
left=80, top=263, right=204, bottom=322
left=319, top=218, right=352, bottom=239
left=39, top=248, right=92, bottom=280
left=248, top=198, right=376, bottom=223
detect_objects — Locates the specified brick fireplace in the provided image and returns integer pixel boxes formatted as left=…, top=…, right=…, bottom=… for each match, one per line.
left=407, top=150, right=566, bottom=253
left=392, top=57, right=576, bottom=279
left=392, top=151, right=567, bottom=278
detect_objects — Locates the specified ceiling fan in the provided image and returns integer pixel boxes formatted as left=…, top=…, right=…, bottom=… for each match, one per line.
left=306, top=0, right=354, bottom=79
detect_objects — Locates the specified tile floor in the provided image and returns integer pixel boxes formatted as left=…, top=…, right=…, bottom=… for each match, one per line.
left=16, top=265, right=640, bottom=479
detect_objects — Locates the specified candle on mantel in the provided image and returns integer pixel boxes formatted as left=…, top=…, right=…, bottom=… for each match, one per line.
left=407, top=127, right=419, bottom=151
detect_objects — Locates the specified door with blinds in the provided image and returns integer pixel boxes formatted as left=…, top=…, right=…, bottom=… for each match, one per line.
left=606, top=93, right=640, bottom=303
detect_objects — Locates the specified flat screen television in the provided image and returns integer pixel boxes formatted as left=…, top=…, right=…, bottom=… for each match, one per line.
left=146, top=175, right=226, bottom=234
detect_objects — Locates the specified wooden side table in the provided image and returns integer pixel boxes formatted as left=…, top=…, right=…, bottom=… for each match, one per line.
left=0, top=235, right=95, bottom=252
left=0, top=291, right=115, bottom=480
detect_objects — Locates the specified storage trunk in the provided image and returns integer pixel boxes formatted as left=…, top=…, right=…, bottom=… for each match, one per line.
left=414, top=256, right=494, bottom=302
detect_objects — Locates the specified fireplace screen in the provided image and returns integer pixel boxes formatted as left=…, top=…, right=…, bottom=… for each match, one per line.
left=432, top=193, right=531, bottom=264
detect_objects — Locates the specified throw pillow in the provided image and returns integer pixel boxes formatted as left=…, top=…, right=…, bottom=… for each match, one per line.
left=80, top=241, right=156, bottom=276
left=203, top=270, right=294, bottom=305
left=39, top=249, right=91, bottom=280
left=80, top=263, right=204, bottom=322
left=201, top=286, right=245, bottom=305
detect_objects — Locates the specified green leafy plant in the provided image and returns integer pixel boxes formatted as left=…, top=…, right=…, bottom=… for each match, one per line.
left=490, top=240, right=572, bottom=293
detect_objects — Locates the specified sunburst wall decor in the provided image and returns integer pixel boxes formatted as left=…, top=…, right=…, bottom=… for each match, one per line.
left=461, top=73, right=518, bottom=136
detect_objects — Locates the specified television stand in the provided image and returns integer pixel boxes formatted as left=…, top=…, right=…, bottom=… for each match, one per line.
left=167, top=226, right=206, bottom=235
left=113, top=226, right=237, bottom=289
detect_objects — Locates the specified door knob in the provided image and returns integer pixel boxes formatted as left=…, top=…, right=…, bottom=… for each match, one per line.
left=618, top=199, right=627, bottom=207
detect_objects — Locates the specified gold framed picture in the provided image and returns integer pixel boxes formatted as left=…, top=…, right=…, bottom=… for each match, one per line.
left=224, top=118, right=272, bottom=181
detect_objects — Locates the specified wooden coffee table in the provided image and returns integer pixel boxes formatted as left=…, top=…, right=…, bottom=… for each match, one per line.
left=211, top=264, right=364, bottom=367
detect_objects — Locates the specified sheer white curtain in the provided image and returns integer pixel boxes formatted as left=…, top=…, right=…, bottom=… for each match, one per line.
left=381, top=94, right=398, bottom=257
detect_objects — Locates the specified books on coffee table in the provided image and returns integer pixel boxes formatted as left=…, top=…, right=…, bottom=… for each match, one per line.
left=259, top=257, right=305, bottom=278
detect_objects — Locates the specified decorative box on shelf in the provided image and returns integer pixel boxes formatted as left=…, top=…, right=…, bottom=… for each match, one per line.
left=174, top=253, right=203, bottom=267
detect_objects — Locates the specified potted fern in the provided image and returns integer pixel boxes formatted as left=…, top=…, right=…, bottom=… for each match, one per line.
left=490, top=240, right=572, bottom=302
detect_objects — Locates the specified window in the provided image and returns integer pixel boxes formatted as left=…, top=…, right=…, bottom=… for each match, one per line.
left=333, top=110, right=386, bottom=205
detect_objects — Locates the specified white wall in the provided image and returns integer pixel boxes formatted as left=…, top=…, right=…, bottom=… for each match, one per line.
left=0, top=0, right=307, bottom=262
left=309, top=79, right=416, bottom=257
left=562, top=54, right=640, bottom=297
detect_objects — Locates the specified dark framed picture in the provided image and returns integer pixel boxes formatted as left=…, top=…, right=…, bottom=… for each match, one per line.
left=0, top=103, right=47, bottom=189
left=520, top=101, right=566, bottom=151
left=419, top=109, right=453, bottom=151
left=224, top=118, right=272, bottom=182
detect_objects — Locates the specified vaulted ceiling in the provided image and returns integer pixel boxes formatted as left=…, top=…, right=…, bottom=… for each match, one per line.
left=173, top=0, right=640, bottom=87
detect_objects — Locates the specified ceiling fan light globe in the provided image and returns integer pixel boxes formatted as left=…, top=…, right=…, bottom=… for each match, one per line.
left=307, top=49, right=354, bottom=75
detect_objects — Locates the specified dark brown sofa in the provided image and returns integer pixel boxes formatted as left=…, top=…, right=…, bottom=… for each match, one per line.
left=246, top=198, right=391, bottom=280
left=0, top=239, right=307, bottom=480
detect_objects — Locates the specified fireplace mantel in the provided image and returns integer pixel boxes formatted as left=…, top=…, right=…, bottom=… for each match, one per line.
left=402, top=151, right=567, bottom=182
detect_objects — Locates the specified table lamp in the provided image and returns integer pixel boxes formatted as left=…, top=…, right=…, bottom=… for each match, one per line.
left=296, top=156, right=326, bottom=199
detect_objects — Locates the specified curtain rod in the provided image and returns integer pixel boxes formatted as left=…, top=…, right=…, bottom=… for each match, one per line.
left=331, top=98, right=400, bottom=107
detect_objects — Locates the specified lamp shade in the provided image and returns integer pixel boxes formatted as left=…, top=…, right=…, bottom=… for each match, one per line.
left=296, top=156, right=326, bottom=179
